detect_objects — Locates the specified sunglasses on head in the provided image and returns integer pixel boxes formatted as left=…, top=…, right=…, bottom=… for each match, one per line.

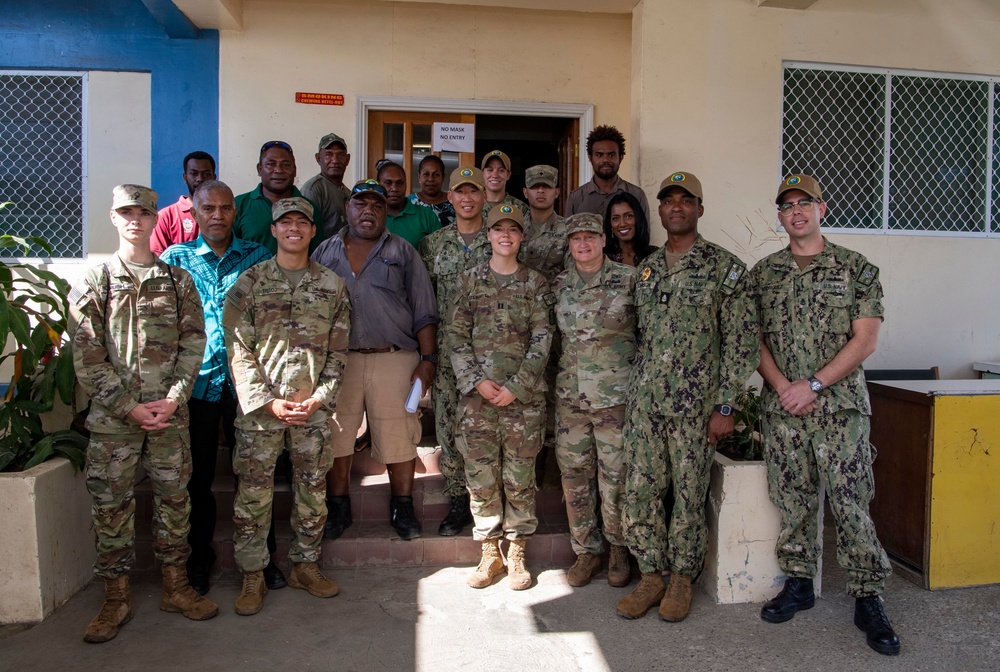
left=260, top=140, right=293, bottom=154
left=352, top=180, right=387, bottom=196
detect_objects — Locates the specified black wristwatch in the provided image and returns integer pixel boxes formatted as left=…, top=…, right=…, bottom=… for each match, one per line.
left=808, top=376, right=824, bottom=393
left=713, top=404, right=733, bottom=417
left=420, top=353, right=438, bottom=364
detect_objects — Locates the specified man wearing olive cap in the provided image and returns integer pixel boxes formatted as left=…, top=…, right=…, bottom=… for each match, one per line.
left=301, top=132, right=352, bottom=239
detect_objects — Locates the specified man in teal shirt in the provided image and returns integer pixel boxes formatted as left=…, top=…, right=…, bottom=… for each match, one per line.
left=234, top=140, right=321, bottom=255
left=378, top=160, right=441, bottom=248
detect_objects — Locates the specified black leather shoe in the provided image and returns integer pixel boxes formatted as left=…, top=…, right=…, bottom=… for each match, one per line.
left=323, top=495, right=353, bottom=541
left=854, top=595, right=901, bottom=655
left=187, top=563, right=210, bottom=596
left=760, top=577, right=815, bottom=623
left=390, top=495, right=422, bottom=540
left=438, top=493, right=473, bottom=536
left=263, top=560, right=287, bottom=590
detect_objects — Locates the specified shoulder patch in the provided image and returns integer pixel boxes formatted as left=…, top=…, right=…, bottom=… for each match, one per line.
left=721, top=261, right=745, bottom=291
left=68, top=284, right=88, bottom=306
left=226, top=274, right=253, bottom=309
left=856, top=262, right=878, bottom=287
left=542, top=291, right=557, bottom=307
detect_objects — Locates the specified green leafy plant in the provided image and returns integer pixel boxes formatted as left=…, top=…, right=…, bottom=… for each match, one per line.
left=718, top=385, right=764, bottom=461
left=0, top=202, right=86, bottom=472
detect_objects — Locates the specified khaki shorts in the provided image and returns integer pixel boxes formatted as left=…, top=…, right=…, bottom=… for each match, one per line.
left=330, top=349, right=421, bottom=464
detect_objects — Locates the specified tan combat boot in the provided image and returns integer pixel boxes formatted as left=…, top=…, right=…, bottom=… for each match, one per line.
left=160, top=564, right=220, bottom=620
left=658, top=573, right=694, bottom=622
left=235, top=570, right=267, bottom=616
left=616, top=572, right=666, bottom=619
left=83, top=574, right=133, bottom=643
left=607, top=545, right=632, bottom=588
left=467, top=539, right=505, bottom=589
left=506, top=538, right=532, bottom=591
left=566, top=552, right=602, bottom=587
left=289, top=562, right=340, bottom=598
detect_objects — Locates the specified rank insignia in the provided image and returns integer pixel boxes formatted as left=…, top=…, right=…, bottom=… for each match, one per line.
left=641, top=267, right=652, bottom=281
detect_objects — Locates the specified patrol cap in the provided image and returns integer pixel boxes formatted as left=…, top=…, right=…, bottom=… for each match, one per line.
left=656, top=172, right=704, bottom=202
left=350, top=179, right=388, bottom=202
left=776, top=174, right=823, bottom=204
left=318, top=132, right=347, bottom=152
left=525, top=165, right=558, bottom=188
left=449, top=166, right=485, bottom=191
left=481, top=149, right=511, bottom=171
left=486, top=203, right=524, bottom=230
left=112, top=184, right=158, bottom=213
left=565, top=213, right=604, bottom=237
left=272, top=197, right=314, bottom=222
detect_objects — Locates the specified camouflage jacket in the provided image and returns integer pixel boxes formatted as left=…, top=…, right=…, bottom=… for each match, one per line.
left=629, top=235, right=759, bottom=417
left=519, top=211, right=571, bottom=282
left=68, top=255, right=206, bottom=433
left=553, top=258, right=637, bottom=408
left=751, top=239, right=883, bottom=416
left=446, top=262, right=554, bottom=403
left=223, top=259, right=350, bottom=431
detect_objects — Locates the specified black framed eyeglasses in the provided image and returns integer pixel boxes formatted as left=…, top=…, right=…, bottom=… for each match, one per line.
left=777, top=198, right=820, bottom=213
left=260, top=140, right=293, bottom=154
left=351, top=180, right=387, bottom=197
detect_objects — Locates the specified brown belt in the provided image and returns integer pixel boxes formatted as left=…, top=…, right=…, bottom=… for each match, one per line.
left=349, top=345, right=402, bottom=354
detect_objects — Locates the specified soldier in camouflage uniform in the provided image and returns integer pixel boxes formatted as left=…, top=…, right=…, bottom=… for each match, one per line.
left=69, top=184, right=218, bottom=643
left=480, top=149, right=530, bottom=221
left=419, top=167, right=492, bottom=535
left=753, top=174, right=899, bottom=656
left=553, top=213, right=637, bottom=589
left=618, top=172, right=758, bottom=623
left=446, top=205, right=554, bottom=591
left=223, top=197, right=350, bottom=616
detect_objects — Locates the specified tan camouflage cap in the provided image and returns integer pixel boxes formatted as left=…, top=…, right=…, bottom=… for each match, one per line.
left=656, top=171, right=704, bottom=202
left=481, top=149, right=511, bottom=171
left=525, top=165, right=558, bottom=188
left=272, top=196, right=314, bottom=222
left=112, top=184, right=158, bottom=212
left=318, top=132, right=347, bottom=152
left=449, top=166, right=485, bottom=191
left=565, top=213, right=604, bottom=237
left=775, top=174, right=823, bottom=204
left=486, top=203, right=524, bottom=230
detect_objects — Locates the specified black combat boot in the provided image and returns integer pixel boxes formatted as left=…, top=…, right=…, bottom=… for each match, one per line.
left=854, top=595, right=901, bottom=655
left=323, top=495, right=353, bottom=541
left=438, top=493, right=473, bottom=536
left=760, top=577, right=815, bottom=623
left=390, top=495, right=422, bottom=540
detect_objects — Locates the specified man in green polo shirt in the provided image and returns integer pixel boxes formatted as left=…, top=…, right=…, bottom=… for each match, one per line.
left=378, top=160, right=441, bottom=248
left=234, top=140, right=321, bottom=255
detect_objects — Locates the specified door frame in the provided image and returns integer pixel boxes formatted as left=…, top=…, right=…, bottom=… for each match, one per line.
left=356, top=95, right=594, bottom=186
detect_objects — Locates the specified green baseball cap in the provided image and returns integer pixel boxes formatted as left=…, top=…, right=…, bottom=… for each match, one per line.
left=318, top=132, right=347, bottom=152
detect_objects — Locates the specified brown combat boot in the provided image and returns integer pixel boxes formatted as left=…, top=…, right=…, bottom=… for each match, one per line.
left=659, top=573, right=694, bottom=622
left=83, top=574, right=133, bottom=643
left=288, top=562, right=340, bottom=598
left=616, top=572, right=666, bottom=619
left=566, top=552, right=602, bottom=587
left=160, top=564, right=219, bottom=620
left=235, top=570, right=267, bottom=616
left=467, top=539, right=505, bottom=589
left=506, top=538, right=532, bottom=591
left=607, top=545, right=632, bottom=588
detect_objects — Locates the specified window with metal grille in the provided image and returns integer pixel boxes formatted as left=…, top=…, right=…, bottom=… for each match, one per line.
left=782, top=63, right=999, bottom=236
left=0, top=72, right=86, bottom=258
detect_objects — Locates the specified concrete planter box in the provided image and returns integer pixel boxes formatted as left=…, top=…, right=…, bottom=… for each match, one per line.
left=700, top=453, right=823, bottom=604
left=0, top=457, right=95, bottom=623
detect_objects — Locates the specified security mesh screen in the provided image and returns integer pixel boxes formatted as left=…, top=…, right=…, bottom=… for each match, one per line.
left=889, top=76, right=988, bottom=232
left=782, top=65, right=1000, bottom=235
left=0, top=73, right=84, bottom=258
left=782, top=68, right=886, bottom=230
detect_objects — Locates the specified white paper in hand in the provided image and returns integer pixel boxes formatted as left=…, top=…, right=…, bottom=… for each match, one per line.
left=405, top=378, right=422, bottom=414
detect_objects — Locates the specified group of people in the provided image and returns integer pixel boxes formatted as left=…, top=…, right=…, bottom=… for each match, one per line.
left=66, top=124, right=900, bottom=656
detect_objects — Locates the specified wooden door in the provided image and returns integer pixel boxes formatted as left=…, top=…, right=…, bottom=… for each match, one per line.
left=367, top=111, right=476, bottom=191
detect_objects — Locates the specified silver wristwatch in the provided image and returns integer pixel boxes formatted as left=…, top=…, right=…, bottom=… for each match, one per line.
left=808, top=376, right=824, bottom=393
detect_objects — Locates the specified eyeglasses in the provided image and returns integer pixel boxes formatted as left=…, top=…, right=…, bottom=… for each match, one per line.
left=777, top=198, right=820, bottom=213
left=351, top=180, right=387, bottom=197
left=260, top=140, right=293, bottom=154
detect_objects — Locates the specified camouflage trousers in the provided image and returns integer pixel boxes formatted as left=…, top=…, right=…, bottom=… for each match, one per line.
left=85, top=431, right=192, bottom=579
left=455, top=396, right=545, bottom=540
left=433, top=362, right=466, bottom=497
left=622, top=413, right=713, bottom=576
left=555, top=399, right=626, bottom=555
left=763, top=410, right=891, bottom=597
left=233, top=423, right=334, bottom=571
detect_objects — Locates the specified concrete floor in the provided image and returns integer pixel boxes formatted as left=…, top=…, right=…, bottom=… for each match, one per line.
left=2, top=543, right=998, bottom=672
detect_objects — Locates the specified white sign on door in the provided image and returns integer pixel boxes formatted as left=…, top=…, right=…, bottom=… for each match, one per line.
left=432, top=123, right=476, bottom=153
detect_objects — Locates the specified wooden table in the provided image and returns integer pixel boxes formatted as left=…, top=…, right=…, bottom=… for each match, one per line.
left=868, top=380, right=1000, bottom=589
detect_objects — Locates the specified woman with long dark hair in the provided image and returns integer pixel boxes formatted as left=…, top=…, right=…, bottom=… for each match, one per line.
left=603, top=192, right=658, bottom=266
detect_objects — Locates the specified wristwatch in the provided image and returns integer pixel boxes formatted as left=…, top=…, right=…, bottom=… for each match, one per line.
left=420, top=353, right=438, bottom=364
left=808, top=376, right=825, bottom=393
left=713, top=404, right=733, bottom=417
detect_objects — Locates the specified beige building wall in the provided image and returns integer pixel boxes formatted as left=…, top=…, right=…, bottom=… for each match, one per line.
left=218, top=0, right=634, bottom=194
left=633, top=0, right=1000, bottom=377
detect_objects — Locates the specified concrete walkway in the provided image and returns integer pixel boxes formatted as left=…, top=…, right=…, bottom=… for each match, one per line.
left=2, top=544, right=998, bottom=672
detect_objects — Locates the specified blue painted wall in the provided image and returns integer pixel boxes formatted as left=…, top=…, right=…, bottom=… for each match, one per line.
left=0, top=0, right=219, bottom=201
